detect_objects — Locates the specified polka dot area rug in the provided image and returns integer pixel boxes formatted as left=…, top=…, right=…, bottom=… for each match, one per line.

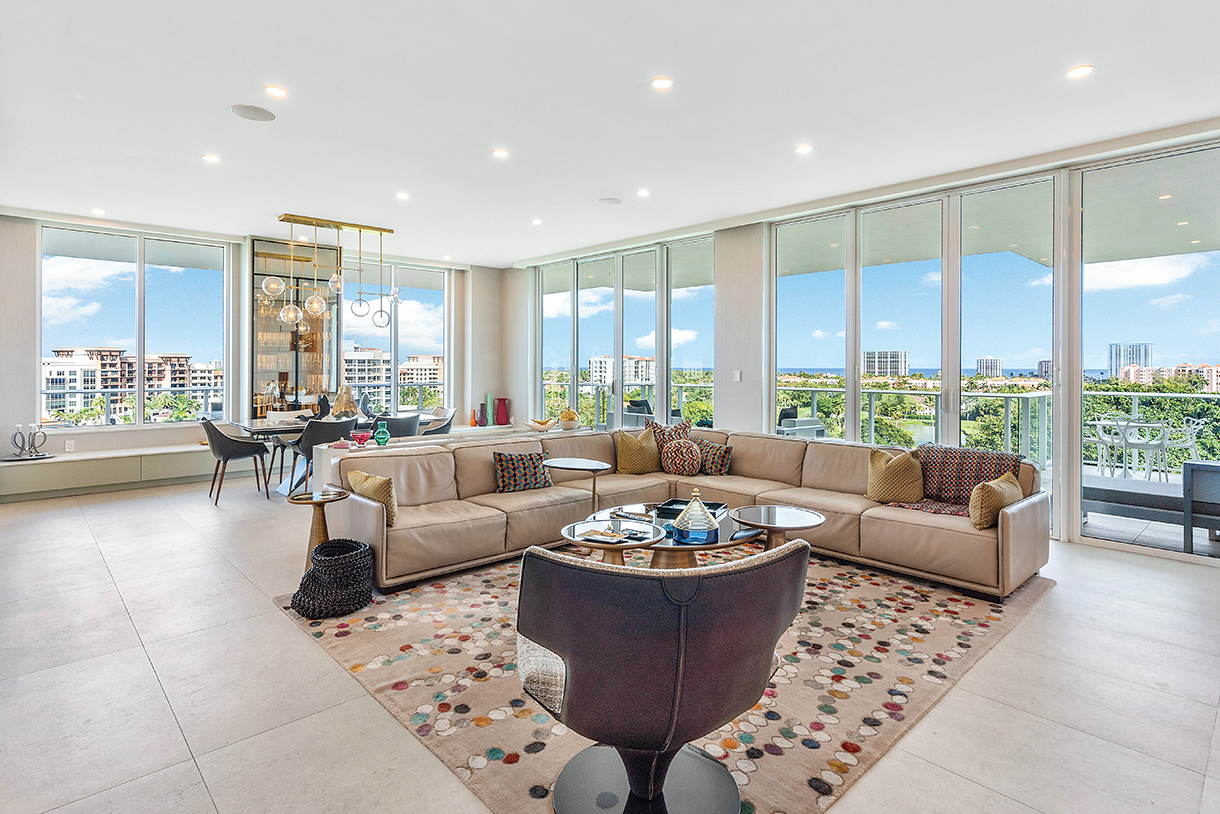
left=277, top=544, right=1053, bottom=813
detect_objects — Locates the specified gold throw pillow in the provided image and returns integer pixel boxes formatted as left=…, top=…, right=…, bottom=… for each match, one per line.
left=617, top=428, right=661, bottom=474
left=968, top=471, right=1024, bottom=530
left=865, top=448, right=924, bottom=503
left=347, top=469, right=397, bottom=527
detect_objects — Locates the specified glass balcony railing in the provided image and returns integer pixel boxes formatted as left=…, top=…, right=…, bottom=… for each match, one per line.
left=40, top=385, right=224, bottom=426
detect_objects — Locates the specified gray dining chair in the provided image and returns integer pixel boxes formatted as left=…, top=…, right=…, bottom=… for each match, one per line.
left=378, top=414, right=420, bottom=438
left=200, top=418, right=270, bottom=505
left=421, top=408, right=456, bottom=435
left=286, top=417, right=358, bottom=492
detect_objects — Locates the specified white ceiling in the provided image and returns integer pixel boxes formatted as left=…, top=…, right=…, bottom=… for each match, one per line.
left=3, top=1, right=1220, bottom=269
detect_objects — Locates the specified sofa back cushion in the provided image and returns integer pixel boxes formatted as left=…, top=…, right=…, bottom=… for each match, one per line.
left=336, top=445, right=456, bottom=507
left=1018, top=460, right=1040, bottom=497
left=540, top=432, right=616, bottom=483
left=450, top=438, right=545, bottom=498
left=918, top=443, right=1023, bottom=505
left=801, top=439, right=878, bottom=494
left=689, top=428, right=730, bottom=446
left=725, top=432, right=808, bottom=486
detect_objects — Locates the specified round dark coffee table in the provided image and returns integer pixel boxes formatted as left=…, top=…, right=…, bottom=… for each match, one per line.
left=729, top=504, right=825, bottom=551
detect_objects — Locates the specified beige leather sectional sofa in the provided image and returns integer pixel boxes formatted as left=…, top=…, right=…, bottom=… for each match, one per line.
left=326, top=428, right=1050, bottom=599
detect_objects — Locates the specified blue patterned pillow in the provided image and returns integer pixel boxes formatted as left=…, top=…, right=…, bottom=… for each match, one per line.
left=494, top=451, right=553, bottom=493
left=694, top=437, right=732, bottom=476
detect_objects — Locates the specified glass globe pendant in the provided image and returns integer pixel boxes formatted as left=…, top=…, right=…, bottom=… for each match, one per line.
left=371, top=308, right=390, bottom=328
left=350, top=298, right=371, bottom=317
left=261, top=276, right=286, bottom=297
left=278, top=303, right=304, bottom=325
left=388, top=286, right=401, bottom=304
left=304, top=290, right=327, bottom=317
left=328, top=273, right=345, bottom=294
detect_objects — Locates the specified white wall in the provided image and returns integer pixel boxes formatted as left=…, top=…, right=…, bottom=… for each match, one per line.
left=0, top=217, right=38, bottom=437
left=500, top=267, right=533, bottom=424
left=453, top=265, right=512, bottom=425
left=712, top=223, right=770, bottom=433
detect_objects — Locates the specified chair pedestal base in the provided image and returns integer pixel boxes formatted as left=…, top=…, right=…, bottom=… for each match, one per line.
left=552, top=743, right=739, bottom=814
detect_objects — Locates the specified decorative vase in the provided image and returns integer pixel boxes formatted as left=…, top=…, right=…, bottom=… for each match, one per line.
left=331, top=385, right=358, bottom=419
left=470, top=409, right=478, bottom=426
left=494, top=397, right=510, bottom=426
left=476, top=404, right=488, bottom=427
left=373, top=420, right=390, bottom=446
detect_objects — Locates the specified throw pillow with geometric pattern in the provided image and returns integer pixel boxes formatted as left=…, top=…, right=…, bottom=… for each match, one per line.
left=493, top=451, right=553, bottom=493
left=347, top=469, right=397, bottom=527
left=694, top=436, right=732, bottom=476
left=864, top=448, right=924, bottom=503
left=645, top=419, right=691, bottom=451
left=617, top=428, right=661, bottom=474
left=661, top=438, right=703, bottom=476
left=968, top=471, right=1024, bottom=529
left=918, top=443, right=1022, bottom=505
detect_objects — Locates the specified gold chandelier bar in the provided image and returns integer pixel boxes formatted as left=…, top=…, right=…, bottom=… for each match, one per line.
left=278, top=213, right=394, bottom=235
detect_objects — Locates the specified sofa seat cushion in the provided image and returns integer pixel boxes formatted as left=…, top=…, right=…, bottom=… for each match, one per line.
left=563, top=473, right=671, bottom=506
left=885, top=499, right=970, bottom=518
left=672, top=475, right=795, bottom=508
left=859, top=505, right=999, bottom=589
left=384, top=500, right=507, bottom=581
left=755, top=487, right=880, bottom=556
left=466, top=486, right=592, bottom=551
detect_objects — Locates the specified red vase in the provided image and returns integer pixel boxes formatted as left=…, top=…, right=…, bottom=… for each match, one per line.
left=494, top=397, right=510, bottom=426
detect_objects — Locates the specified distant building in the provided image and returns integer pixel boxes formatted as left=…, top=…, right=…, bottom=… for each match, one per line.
left=863, top=350, right=909, bottom=377
left=976, top=356, right=1004, bottom=377
left=1037, top=360, right=1052, bottom=379
left=1108, top=343, right=1152, bottom=379
left=589, top=355, right=656, bottom=385
left=42, top=347, right=199, bottom=420
left=1119, top=363, right=1220, bottom=393
left=341, top=341, right=444, bottom=409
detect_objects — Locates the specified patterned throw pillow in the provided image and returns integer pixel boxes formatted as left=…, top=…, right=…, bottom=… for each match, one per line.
left=968, top=472, right=1024, bottom=529
left=617, top=428, right=661, bottom=474
left=661, top=438, right=702, bottom=476
left=864, top=449, right=924, bottom=503
left=694, top=437, right=732, bottom=476
left=645, top=419, right=691, bottom=451
left=493, top=451, right=553, bottom=493
left=918, top=443, right=1022, bottom=505
left=347, top=469, right=397, bottom=527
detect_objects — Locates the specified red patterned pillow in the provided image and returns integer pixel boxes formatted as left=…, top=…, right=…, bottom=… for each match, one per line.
left=661, top=438, right=702, bottom=476
left=694, top=437, right=732, bottom=476
left=493, top=451, right=553, bottom=493
left=645, top=419, right=691, bottom=451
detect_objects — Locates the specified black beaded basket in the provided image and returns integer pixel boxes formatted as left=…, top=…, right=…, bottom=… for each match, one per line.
left=291, top=538, right=373, bottom=620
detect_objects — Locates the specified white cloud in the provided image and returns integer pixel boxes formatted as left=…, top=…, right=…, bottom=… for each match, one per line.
left=1083, top=254, right=1206, bottom=292
left=41, top=295, right=101, bottom=324
left=622, top=289, right=655, bottom=300
left=1149, top=293, right=1192, bottom=310
left=671, top=285, right=709, bottom=301
left=542, top=291, right=570, bottom=319
left=875, top=320, right=899, bottom=330
left=921, top=271, right=941, bottom=285
left=577, top=289, right=614, bottom=318
left=345, top=296, right=445, bottom=353
left=41, top=256, right=134, bottom=293
left=1027, top=273, right=1053, bottom=287
left=811, top=329, right=828, bottom=339
left=635, top=328, right=699, bottom=350
left=1197, top=320, right=1220, bottom=336
left=635, top=331, right=655, bottom=350
left=835, top=330, right=846, bottom=338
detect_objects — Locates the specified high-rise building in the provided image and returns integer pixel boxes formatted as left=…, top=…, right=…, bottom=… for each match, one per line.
left=976, top=356, right=1004, bottom=377
left=1108, top=343, right=1152, bottom=378
left=588, top=355, right=656, bottom=385
left=42, top=347, right=201, bottom=421
left=1037, top=360, right=1053, bottom=379
left=862, top=350, right=909, bottom=377
left=341, top=342, right=394, bottom=408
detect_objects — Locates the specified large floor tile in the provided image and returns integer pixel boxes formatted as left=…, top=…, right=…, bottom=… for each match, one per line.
left=97, top=528, right=228, bottom=583
left=0, top=513, right=95, bottom=558
left=227, top=547, right=308, bottom=599
left=167, top=495, right=285, bottom=528
left=117, top=560, right=274, bottom=642
left=0, top=543, right=111, bottom=605
left=0, top=583, right=141, bottom=680
left=959, top=643, right=1215, bottom=773
left=146, top=611, right=364, bottom=755
left=0, top=495, right=80, bottom=519
left=1003, top=609, right=1220, bottom=705
left=192, top=518, right=312, bottom=560
left=50, top=761, right=217, bottom=814
left=0, top=647, right=192, bottom=814
left=197, top=696, right=491, bottom=814
left=900, top=689, right=1204, bottom=814
left=85, top=507, right=195, bottom=543
left=1209, top=709, right=1220, bottom=780
left=1201, top=777, right=1220, bottom=814
left=832, top=747, right=1039, bottom=814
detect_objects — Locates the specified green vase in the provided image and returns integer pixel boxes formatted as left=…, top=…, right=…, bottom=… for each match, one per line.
left=373, top=420, right=390, bottom=446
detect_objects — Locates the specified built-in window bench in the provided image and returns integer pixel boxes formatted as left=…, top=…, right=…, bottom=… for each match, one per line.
left=0, top=443, right=257, bottom=501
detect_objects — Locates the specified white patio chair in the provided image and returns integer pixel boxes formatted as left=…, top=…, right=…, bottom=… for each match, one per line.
left=1118, top=418, right=1170, bottom=481
left=1167, top=416, right=1206, bottom=462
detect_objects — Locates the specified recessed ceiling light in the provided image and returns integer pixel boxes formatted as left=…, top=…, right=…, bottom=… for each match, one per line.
left=651, top=77, right=674, bottom=90
left=396, top=192, right=410, bottom=200
left=1040, top=258, right=1048, bottom=261
left=1159, top=194, right=1172, bottom=199
left=830, top=243, right=839, bottom=247
left=636, top=189, right=650, bottom=197
left=598, top=197, right=623, bottom=206
left=264, top=86, right=288, bottom=98
left=492, top=149, right=509, bottom=158
left=1179, top=221, right=1189, bottom=226
left=201, top=154, right=221, bottom=163
left=443, top=255, right=451, bottom=261
left=91, top=208, right=105, bottom=216
left=1008, top=244, right=1018, bottom=248
left=532, top=218, right=542, bottom=225
left=1066, top=65, right=1094, bottom=79
left=230, top=104, right=276, bottom=122
left=795, top=144, right=813, bottom=154
left=1192, top=240, right=1201, bottom=244
left=967, top=225, right=979, bottom=230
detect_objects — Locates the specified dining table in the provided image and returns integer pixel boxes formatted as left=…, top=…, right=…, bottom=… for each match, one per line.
left=1086, top=418, right=1169, bottom=480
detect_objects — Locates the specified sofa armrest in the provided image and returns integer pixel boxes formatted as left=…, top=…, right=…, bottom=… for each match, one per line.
left=325, top=485, right=388, bottom=585
left=997, top=490, right=1050, bottom=595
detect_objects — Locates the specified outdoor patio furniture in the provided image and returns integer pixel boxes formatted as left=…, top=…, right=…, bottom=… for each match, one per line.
left=1167, top=416, right=1206, bottom=461
left=1088, top=415, right=1170, bottom=480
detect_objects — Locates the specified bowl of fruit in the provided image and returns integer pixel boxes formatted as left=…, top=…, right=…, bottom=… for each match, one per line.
left=525, top=417, right=556, bottom=432
left=558, top=409, right=580, bottom=430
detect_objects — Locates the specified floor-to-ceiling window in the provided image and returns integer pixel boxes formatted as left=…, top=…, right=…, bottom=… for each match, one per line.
left=774, top=216, right=848, bottom=437
left=394, top=266, right=446, bottom=412
left=577, top=257, right=616, bottom=429
left=667, top=239, right=715, bottom=425
left=622, top=250, right=658, bottom=426
left=41, top=226, right=227, bottom=427
left=540, top=261, right=573, bottom=420
left=859, top=201, right=942, bottom=447
left=1080, top=145, right=1220, bottom=554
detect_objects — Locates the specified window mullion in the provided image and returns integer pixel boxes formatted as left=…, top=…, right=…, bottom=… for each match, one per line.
left=136, top=234, right=146, bottom=426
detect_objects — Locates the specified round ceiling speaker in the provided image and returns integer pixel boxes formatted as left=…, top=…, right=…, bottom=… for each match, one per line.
left=230, top=104, right=276, bottom=122
left=598, top=197, right=623, bottom=206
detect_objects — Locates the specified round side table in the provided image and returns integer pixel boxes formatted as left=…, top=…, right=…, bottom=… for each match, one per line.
left=561, top=519, right=665, bottom=566
left=729, top=504, right=825, bottom=551
left=542, top=457, right=612, bottom=513
left=287, top=489, right=350, bottom=571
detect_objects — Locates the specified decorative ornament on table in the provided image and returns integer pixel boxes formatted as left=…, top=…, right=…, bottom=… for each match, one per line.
left=331, top=385, right=358, bottom=419
left=470, top=409, right=478, bottom=427
left=373, top=420, right=391, bottom=446
left=672, top=488, right=719, bottom=545
left=494, top=397, right=510, bottom=426
left=476, top=404, right=488, bottom=427
left=558, top=408, right=580, bottom=430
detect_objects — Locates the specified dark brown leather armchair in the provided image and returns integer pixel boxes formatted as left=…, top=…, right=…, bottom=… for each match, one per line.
left=516, top=540, right=810, bottom=814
